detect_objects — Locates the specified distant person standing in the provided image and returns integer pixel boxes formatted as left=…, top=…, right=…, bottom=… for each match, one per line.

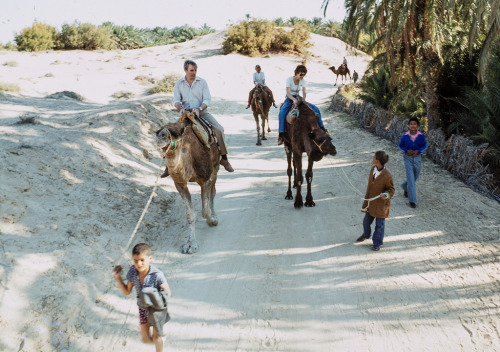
left=353, top=70, right=359, bottom=83
left=399, top=117, right=427, bottom=208
left=246, top=64, right=277, bottom=108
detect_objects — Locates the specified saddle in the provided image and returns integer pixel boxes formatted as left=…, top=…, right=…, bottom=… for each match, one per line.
left=179, top=112, right=213, bottom=149
left=286, top=105, right=299, bottom=125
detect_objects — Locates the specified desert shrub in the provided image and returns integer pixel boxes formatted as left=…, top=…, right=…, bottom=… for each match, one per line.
left=223, top=19, right=275, bottom=56
left=2, top=61, right=18, bottom=67
left=149, top=74, right=182, bottom=94
left=0, top=82, right=21, bottom=92
left=135, top=75, right=155, bottom=84
left=223, top=19, right=311, bottom=56
left=17, top=113, right=38, bottom=124
left=44, top=73, right=54, bottom=77
left=272, top=22, right=311, bottom=52
left=111, top=91, right=134, bottom=99
left=46, top=91, right=85, bottom=101
left=59, top=23, right=115, bottom=50
left=1, top=42, right=18, bottom=51
left=15, top=22, right=58, bottom=52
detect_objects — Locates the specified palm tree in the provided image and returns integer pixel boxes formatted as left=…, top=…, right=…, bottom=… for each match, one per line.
left=323, top=20, right=340, bottom=38
left=321, top=0, right=500, bottom=129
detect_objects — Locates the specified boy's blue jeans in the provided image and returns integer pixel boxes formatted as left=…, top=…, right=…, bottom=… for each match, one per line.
left=401, top=154, right=422, bottom=203
left=278, top=96, right=324, bottom=132
left=362, top=213, right=385, bottom=246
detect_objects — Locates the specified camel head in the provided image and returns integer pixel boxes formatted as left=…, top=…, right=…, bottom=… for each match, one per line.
left=156, top=122, right=184, bottom=150
left=328, top=66, right=337, bottom=74
left=253, top=83, right=265, bottom=99
left=309, top=128, right=337, bottom=156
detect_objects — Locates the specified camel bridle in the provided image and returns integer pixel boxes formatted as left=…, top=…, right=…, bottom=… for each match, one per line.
left=161, top=128, right=182, bottom=156
left=312, top=138, right=327, bottom=153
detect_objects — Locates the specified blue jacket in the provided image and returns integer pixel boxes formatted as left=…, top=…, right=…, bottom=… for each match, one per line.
left=398, top=132, right=427, bottom=155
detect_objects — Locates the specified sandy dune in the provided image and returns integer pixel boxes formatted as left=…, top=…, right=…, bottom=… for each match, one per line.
left=1, top=32, right=499, bottom=351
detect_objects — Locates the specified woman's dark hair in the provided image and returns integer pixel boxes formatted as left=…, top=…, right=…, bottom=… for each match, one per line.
left=132, top=243, right=151, bottom=256
left=375, top=151, right=389, bottom=166
left=294, top=65, right=307, bottom=75
left=408, top=117, right=420, bottom=125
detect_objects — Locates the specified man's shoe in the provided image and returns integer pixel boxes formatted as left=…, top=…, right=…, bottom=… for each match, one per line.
left=373, top=245, right=380, bottom=251
left=356, top=235, right=366, bottom=242
left=273, top=102, right=277, bottom=108
left=245, top=105, right=250, bottom=109
left=160, top=168, right=169, bottom=178
left=410, top=202, right=416, bottom=208
left=404, top=190, right=408, bottom=198
left=220, top=158, right=234, bottom=172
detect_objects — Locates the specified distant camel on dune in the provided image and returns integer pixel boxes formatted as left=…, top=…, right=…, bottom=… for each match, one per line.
left=329, top=64, right=351, bottom=85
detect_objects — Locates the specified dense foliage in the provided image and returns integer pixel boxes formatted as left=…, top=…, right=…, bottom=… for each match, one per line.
left=13, top=22, right=216, bottom=51
left=222, top=19, right=311, bottom=55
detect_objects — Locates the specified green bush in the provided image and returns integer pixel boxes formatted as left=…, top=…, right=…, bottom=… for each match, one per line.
left=223, top=19, right=311, bottom=56
left=59, top=23, right=115, bottom=50
left=15, top=23, right=58, bottom=52
left=149, top=74, right=182, bottom=94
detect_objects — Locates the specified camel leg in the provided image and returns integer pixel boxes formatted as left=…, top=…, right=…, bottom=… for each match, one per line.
left=304, top=157, right=315, bottom=207
left=254, top=112, right=262, bottom=146
left=209, top=172, right=218, bottom=225
left=293, top=152, right=304, bottom=209
left=285, top=144, right=293, bottom=200
left=261, top=115, right=267, bottom=140
left=335, top=75, right=339, bottom=86
left=174, top=182, right=198, bottom=254
left=266, top=116, right=271, bottom=133
left=201, top=179, right=218, bottom=227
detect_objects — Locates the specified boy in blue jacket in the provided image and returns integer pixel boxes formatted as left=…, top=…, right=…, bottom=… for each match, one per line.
left=398, top=118, right=427, bottom=208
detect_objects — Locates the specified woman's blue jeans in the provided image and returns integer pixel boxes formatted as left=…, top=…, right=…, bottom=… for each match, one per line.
left=278, top=97, right=324, bottom=132
left=362, top=213, right=385, bottom=246
left=401, top=154, right=422, bottom=203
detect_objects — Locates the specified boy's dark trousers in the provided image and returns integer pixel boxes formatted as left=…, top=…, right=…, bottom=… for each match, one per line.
left=362, top=213, right=385, bottom=246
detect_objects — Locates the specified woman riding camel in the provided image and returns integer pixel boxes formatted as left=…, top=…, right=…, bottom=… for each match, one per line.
left=277, top=65, right=325, bottom=145
left=246, top=65, right=277, bottom=109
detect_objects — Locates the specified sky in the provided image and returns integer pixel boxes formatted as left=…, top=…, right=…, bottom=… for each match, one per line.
left=0, top=0, right=346, bottom=44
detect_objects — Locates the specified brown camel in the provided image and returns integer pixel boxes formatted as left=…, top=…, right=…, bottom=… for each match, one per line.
left=282, top=97, right=337, bottom=208
left=329, top=64, right=351, bottom=85
left=250, top=83, right=272, bottom=145
left=156, top=116, right=220, bottom=254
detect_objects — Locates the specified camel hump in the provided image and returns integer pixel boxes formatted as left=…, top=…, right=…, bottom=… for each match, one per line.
left=179, top=112, right=212, bottom=149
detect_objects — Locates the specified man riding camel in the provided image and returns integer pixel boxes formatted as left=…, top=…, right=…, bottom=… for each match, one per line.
left=161, top=59, right=234, bottom=178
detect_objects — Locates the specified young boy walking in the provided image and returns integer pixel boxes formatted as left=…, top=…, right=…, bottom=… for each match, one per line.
left=356, top=151, right=395, bottom=251
left=398, top=117, right=427, bottom=208
left=113, top=243, right=172, bottom=352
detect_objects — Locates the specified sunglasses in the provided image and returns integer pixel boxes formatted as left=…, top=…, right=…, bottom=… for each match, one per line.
left=299, top=73, right=306, bottom=77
